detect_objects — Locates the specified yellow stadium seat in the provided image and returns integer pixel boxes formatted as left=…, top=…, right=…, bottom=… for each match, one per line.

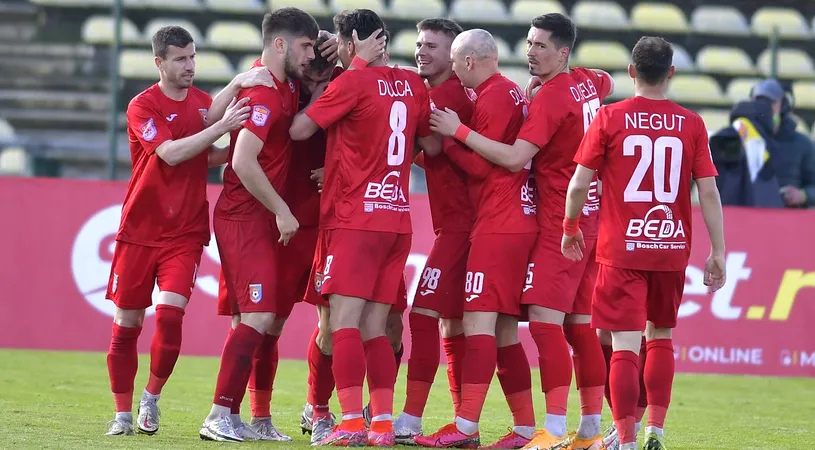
left=449, top=0, right=507, bottom=23
left=572, top=1, right=629, bottom=30
left=690, top=6, right=749, bottom=35
left=510, top=0, right=564, bottom=24
left=391, top=30, right=417, bottom=58
left=191, top=51, right=234, bottom=82
left=139, top=0, right=200, bottom=10
left=725, top=78, right=762, bottom=103
left=698, top=109, right=731, bottom=132
left=120, top=49, right=159, bottom=79
left=630, top=2, right=689, bottom=33
left=696, top=46, right=756, bottom=76
left=668, top=75, right=726, bottom=104
left=206, top=0, right=264, bottom=13
left=0, top=147, right=29, bottom=176
left=269, top=0, right=329, bottom=16
left=757, top=48, right=814, bottom=78
left=144, top=18, right=203, bottom=45
left=389, top=0, right=445, bottom=20
left=672, top=45, right=695, bottom=72
left=81, top=16, right=142, bottom=45
left=751, top=7, right=809, bottom=38
left=609, top=71, right=633, bottom=99
left=573, top=40, right=629, bottom=71
left=792, top=81, right=815, bottom=109
left=207, top=21, right=262, bottom=51
left=236, top=54, right=261, bottom=72
left=0, top=118, right=14, bottom=139
left=494, top=37, right=512, bottom=60
left=388, top=59, right=414, bottom=68
left=501, top=67, right=531, bottom=89
left=514, top=38, right=529, bottom=63
left=214, top=133, right=230, bottom=149
left=330, top=0, right=387, bottom=13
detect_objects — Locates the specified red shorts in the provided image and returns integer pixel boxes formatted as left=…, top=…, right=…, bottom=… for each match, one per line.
left=521, top=231, right=598, bottom=315
left=214, top=216, right=288, bottom=316
left=412, top=232, right=470, bottom=319
left=305, top=228, right=411, bottom=308
left=464, top=233, right=537, bottom=316
left=591, top=264, right=686, bottom=331
left=106, top=241, right=202, bottom=310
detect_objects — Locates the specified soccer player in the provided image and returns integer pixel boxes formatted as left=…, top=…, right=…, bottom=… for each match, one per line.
left=392, top=18, right=474, bottom=444
left=103, top=25, right=258, bottom=437
left=561, top=36, right=726, bottom=450
left=199, top=8, right=319, bottom=442
left=290, top=8, right=439, bottom=446
left=418, top=28, right=538, bottom=449
left=430, top=14, right=613, bottom=449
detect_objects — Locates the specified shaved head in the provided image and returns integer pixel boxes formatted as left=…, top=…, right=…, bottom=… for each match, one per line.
left=452, top=29, right=498, bottom=61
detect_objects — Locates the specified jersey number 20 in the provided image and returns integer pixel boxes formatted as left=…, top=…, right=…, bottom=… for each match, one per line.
left=623, top=135, right=683, bottom=204
left=388, top=101, right=407, bottom=166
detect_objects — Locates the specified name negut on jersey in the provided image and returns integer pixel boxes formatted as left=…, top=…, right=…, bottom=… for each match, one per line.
left=378, top=79, right=414, bottom=98
left=625, top=112, right=686, bottom=132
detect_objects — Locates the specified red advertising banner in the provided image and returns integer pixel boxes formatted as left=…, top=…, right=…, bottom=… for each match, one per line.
left=0, top=177, right=813, bottom=377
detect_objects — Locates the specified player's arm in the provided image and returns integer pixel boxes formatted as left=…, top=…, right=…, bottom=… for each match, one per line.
left=696, top=177, right=725, bottom=255
left=691, top=117, right=726, bottom=289
left=590, top=69, right=615, bottom=97
left=565, top=164, right=596, bottom=219
left=206, top=67, right=276, bottom=126
left=208, top=145, right=230, bottom=167
left=231, top=130, right=290, bottom=215
left=443, top=137, right=492, bottom=179
left=290, top=74, right=356, bottom=141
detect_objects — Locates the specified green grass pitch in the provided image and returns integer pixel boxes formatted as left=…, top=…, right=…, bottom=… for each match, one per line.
left=1, top=349, right=814, bottom=449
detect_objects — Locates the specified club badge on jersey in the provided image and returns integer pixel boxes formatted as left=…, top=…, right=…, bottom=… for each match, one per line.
left=252, top=105, right=270, bottom=127
left=249, top=283, right=263, bottom=303
left=140, top=118, right=157, bottom=141
left=198, top=108, right=209, bottom=126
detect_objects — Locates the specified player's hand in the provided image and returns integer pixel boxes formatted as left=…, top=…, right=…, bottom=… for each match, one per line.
left=352, top=28, right=386, bottom=64
left=240, top=66, right=277, bottom=90
left=429, top=107, right=462, bottom=138
left=310, top=167, right=324, bottom=192
left=318, top=30, right=340, bottom=63
left=561, top=229, right=586, bottom=262
left=276, top=212, right=299, bottom=246
left=525, top=76, right=543, bottom=100
left=217, top=97, right=251, bottom=133
left=780, top=185, right=807, bottom=206
left=704, top=252, right=726, bottom=293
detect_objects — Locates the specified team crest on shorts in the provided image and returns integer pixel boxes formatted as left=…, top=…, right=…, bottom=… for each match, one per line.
left=249, top=284, right=263, bottom=303
left=140, top=118, right=157, bottom=141
left=252, top=105, right=270, bottom=127
left=314, top=272, right=323, bottom=293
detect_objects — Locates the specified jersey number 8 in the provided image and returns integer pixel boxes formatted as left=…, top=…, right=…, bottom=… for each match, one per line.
left=388, top=101, right=407, bottom=166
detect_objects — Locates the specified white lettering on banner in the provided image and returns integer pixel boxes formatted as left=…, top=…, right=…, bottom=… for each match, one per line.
left=780, top=350, right=815, bottom=367
left=803, top=352, right=815, bottom=367
left=679, top=346, right=763, bottom=366
left=680, top=252, right=752, bottom=320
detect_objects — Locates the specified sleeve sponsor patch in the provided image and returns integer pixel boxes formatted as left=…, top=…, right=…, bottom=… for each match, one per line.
left=140, top=118, right=157, bottom=141
left=251, top=105, right=270, bottom=127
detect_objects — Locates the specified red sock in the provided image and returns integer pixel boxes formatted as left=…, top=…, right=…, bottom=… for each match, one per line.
left=248, top=334, right=279, bottom=418
left=645, top=339, right=674, bottom=429
left=443, top=333, right=466, bottom=414
left=332, top=328, right=366, bottom=418
left=146, top=305, right=184, bottom=395
left=530, top=322, right=572, bottom=415
left=394, top=344, right=404, bottom=381
left=307, top=327, right=334, bottom=418
left=222, top=326, right=242, bottom=415
left=212, top=323, right=263, bottom=409
left=365, top=336, right=397, bottom=419
left=610, top=351, right=639, bottom=444
left=497, top=343, right=535, bottom=427
left=457, top=334, right=496, bottom=423
left=107, top=323, right=142, bottom=413
left=404, top=313, right=440, bottom=418
left=637, top=337, right=648, bottom=422
left=564, top=323, right=606, bottom=416
left=601, top=344, right=613, bottom=411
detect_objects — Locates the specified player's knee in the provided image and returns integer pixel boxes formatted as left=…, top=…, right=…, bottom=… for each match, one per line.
left=440, top=318, right=464, bottom=338
left=645, top=323, right=672, bottom=341
left=495, top=314, right=519, bottom=346
left=611, top=330, right=643, bottom=353
left=597, top=328, right=612, bottom=345
left=527, top=305, right=565, bottom=325
left=240, top=312, right=275, bottom=334
left=114, top=308, right=145, bottom=328
left=267, top=316, right=287, bottom=336
left=462, top=312, right=497, bottom=336
left=230, top=314, right=241, bottom=329
left=410, top=307, right=440, bottom=319
left=156, top=291, right=188, bottom=309
left=563, top=316, right=592, bottom=346
left=386, top=320, right=403, bottom=351
left=328, top=295, right=364, bottom=330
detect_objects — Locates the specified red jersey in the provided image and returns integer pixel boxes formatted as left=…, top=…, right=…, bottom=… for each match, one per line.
left=445, top=73, right=537, bottom=236
left=575, top=96, right=718, bottom=271
left=119, top=83, right=212, bottom=247
left=215, top=70, right=300, bottom=221
left=305, top=66, right=432, bottom=234
left=422, top=74, right=475, bottom=235
left=517, top=68, right=612, bottom=238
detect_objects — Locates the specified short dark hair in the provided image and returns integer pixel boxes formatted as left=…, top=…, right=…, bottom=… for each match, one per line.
left=152, top=26, right=194, bottom=59
left=631, top=36, right=674, bottom=85
left=262, top=8, right=319, bottom=47
left=531, top=13, right=576, bottom=50
left=310, top=34, right=334, bottom=72
left=333, top=9, right=387, bottom=42
left=416, top=18, right=463, bottom=40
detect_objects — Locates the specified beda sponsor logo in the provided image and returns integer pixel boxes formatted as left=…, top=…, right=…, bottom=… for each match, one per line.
left=625, top=204, right=686, bottom=251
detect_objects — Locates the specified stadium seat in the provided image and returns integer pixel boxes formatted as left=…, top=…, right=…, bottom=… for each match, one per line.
left=139, top=0, right=200, bottom=10
left=0, top=147, right=29, bottom=176
left=119, top=49, right=160, bottom=79
left=792, top=81, right=815, bottom=109
left=269, top=0, right=330, bottom=16
left=389, top=0, right=445, bottom=20
left=330, top=0, right=387, bottom=14
left=573, top=40, right=629, bottom=71
left=236, top=54, right=261, bottom=72
left=388, top=59, right=414, bottom=68
left=757, top=48, right=814, bottom=78
left=449, top=0, right=507, bottom=23
left=571, top=1, right=629, bottom=30
left=81, top=16, right=142, bottom=45
left=207, top=21, right=262, bottom=51
left=502, top=67, right=531, bottom=89
left=391, top=30, right=417, bottom=58
left=690, top=6, right=750, bottom=35
left=671, top=45, right=695, bottom=73
left=214, top=133, right=230, bottom=149
left=751, top=7, right=809, bottom=38
left=207, top=0, right=263, bottom=13
left=630, top=3, right=689, bottom=33
left=725, top=77, right=762, bottom=103
left=494, top=37, right=511, bottom=60
left=698, top=109, right=731, bottom=133
left=144, top=18, right=203, bottom=45
left=0, top=118, right=14, bottom=140
left=696, top=46, right=756, bottom=76
left=513, top=38, right=529, bottom=63
left=609, top=71, right=633, bottom=99
left=510, top=0, right=564, bottom=24
left=667, top=75, right=726, bottom=104
left=190, top=51, right=234, bottom=82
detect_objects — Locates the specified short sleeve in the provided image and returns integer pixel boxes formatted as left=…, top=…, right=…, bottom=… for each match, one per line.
left=590, top=69, right=613, bottom=100
left=305, top=73, right=357, bottom=130
left=516, top=90, right=567, bottom=150
left=126, top=97, right=173, bottom=155
left=574, top=106, right=608, bottom=171
left=241, top=86, right=283, bottom=142
left=691, top=114, right=719, bottom=179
